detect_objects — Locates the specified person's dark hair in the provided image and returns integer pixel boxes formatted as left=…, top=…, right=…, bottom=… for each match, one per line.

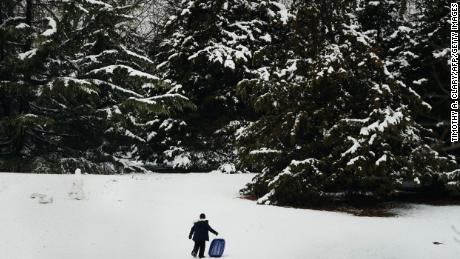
left=200, top=213, right=206, bottom=219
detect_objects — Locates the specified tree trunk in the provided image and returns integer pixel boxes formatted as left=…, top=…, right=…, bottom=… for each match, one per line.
left=0, top=1, right=4, bottom=61
left=25, top=0, right=33, bottom=50
left=26, top=0, right=33, bottom=25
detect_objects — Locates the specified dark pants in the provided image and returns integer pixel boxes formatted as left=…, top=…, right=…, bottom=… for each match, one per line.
left=192, top=240, right=206, bottom=258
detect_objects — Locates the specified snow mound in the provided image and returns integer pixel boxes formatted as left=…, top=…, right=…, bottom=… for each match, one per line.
left=38, top=196, right=54, bottom=204
left=212, top=163, right=237, bottom=174
left=30, top=193, right=54, bottom=204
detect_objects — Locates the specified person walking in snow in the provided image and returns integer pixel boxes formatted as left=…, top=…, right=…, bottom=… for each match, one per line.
left=189, top=213, right=218, bottom=258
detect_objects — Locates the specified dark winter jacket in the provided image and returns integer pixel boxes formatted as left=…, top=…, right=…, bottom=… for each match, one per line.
left=189, top=219, right=218, bottom=241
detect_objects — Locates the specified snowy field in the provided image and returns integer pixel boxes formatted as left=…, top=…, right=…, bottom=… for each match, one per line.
left=0, top=172, right=459, bottom=259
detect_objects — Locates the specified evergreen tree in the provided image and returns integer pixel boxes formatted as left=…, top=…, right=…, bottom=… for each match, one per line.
left=0, top=0, right=195, bottom=173
left=358, top=0, right=415, bottom=83
left=237, top=0, right=459, bottom=206
left=410, top=0, right=454, bottom=153
left=155, top=0, right=291, bottom=169
left=0, top=0, right=46, bottom=169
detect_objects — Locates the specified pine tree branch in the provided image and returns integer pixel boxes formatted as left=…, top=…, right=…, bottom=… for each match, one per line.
left=31, top=128, right=79, bottom=138
left=0, top=139, right=14, bottom=146
left=36, top=2, right=60, bottom=27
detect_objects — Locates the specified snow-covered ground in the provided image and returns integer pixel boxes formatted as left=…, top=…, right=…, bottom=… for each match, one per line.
left=0, top=172, right=459, bottom=259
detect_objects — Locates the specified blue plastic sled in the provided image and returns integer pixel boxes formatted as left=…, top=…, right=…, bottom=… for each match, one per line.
left=208, top=238, right=225, bottom=257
